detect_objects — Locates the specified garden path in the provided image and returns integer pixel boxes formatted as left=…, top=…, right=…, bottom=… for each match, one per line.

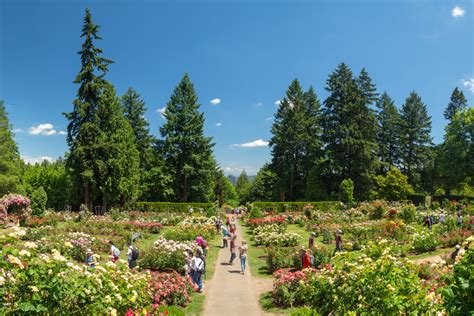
left=202, top=217, right=274, bottom=316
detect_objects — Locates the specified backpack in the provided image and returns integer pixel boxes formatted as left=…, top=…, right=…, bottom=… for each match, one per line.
left=131, top=247, right=140, bottom=261
left=196, top=257, right=206, bottom=274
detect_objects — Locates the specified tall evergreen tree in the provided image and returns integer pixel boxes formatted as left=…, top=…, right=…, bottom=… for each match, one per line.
left=398, top=91, right=433, bottom=190
left=121, top=87, right=170, bottom=201
left=121, top=87, right=154, bottom=159
left=160, top=74, right=216, bottom=202
left=94, top=83, right=140, bottom=209
left=0, top=100, right=23, bottom=195
left=356, top=67, right=379, bottom=106
left=249, top=163, right=277, bottom=202
left=65, top=9, right=139, bottom=210
left=270, top=79, right=307, bottom=201
left=236, top=170, right=252, bottom=203
left=322, top=63, right=379, bottom=199
left=302, top=86, right=324, bottom=198
left=439, top=108, right=474, bottom=193
left=376, top=91, right=401, bottom=171
left=444, top=87, right=467, bottom=121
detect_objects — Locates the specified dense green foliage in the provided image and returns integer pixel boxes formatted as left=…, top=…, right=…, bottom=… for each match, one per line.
left=64, top=9, right=139, bottom=210
left=375, top=167, right=414, bottom=201
left=376, top=92, right=401, bottom=172
left=251, top=201, right=341, bottom=212
left=398, top=91, right=433, bottom=191
left=160, top=74, right=216, bottom=202
left=270, top=80, right=323, bottom=201
left=339, top=179, right=354, bottom=205
left=30, top=186, right=47, bottom=216
left=0, top=100, right=23, bottom=195
left=132, top=202, right=213, bottom=213
left=22, top=160, right=73, bottom=210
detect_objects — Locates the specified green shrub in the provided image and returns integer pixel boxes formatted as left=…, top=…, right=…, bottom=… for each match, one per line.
left=30, top=186, right=47, bottom=217
left=266, top=247, right=297, bottom=273
left=443, top=247, right=474, bottom=315
left=375, top=167, right=414, bottom=201
left=400, top=204, right=417, bottom=223
left=249, top=206, right=263, bottom=219
left=132, top=202, right=213, bottom=213
left=252, top=201, right=341, bottom=213
left=339, top=179, right=354, bottom=205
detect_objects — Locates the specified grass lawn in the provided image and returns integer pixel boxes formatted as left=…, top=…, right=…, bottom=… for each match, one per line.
left=184, top=293, right=205, bottom=316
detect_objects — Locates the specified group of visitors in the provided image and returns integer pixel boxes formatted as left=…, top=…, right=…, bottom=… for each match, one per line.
left=301, top=229, right=344, bottom=270
left=85, top=240, right=140, bottom=270
left=224, top=216, right=247, bottom=274
left=185, top=246, right=206, bottom=293
left=423, top=211, right=464, bottom=229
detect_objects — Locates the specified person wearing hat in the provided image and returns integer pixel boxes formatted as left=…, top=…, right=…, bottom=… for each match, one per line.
left=309, top=232, right=316, bottom=249
left=85, top=249, right=97, bottom=268
left=451, top=244, right=461, bottom=261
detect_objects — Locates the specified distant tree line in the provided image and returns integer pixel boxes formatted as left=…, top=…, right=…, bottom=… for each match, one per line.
left=244, top=66, right=473, bottom=202
left=0, top=9, right=471, bottom=209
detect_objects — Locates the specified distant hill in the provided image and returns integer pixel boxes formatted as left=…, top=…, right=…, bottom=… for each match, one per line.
left=227, top=174, right=255, bottom=185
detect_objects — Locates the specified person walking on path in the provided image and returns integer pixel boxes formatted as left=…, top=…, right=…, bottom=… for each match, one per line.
left=229, top=234, right=237, bottom=264
left=222, top=226, right=230, bottom=248
left=226, top=216, right=230, bottom=229
left=108, top=241, right=120, bottom=263
left=191, top=248, right=206, bottom=293
left=302, top=249, right=311, bottom=269
left=238, top=240, right=248, bottom=274
left=127, top=242, right=139, bottom=269
left=309, top=232, right=315, bottom=249
left=334, top=230, right=343, bottom=254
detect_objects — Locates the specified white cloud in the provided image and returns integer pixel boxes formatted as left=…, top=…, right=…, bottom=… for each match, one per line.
left=255, top=101, right=263, bottom=107
left=58, top=130, right=67, bottom=135
left=28, top=123, right=58, bottom=136
left=13, top=128, right=24, bottom=133
left=265, top=117, right=273, bottom=121
left=156, top=106, right=167, bottom=118
left=233, top=139, right=269, bottom=148
left=452, top=6, right=465, bottom=18
left=216, top=122, right=222, bottom=127
left=224, top=165, right=258, bottom=175
left=210, top=98, right=221, bottom=105
left=22, top=156, right=54, bottom=165
left=274, top=100, right=281, bottom=106
left=462, top=78, right=474, bottom=92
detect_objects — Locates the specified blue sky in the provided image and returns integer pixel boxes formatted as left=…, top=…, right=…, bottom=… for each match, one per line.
left=1, top=0, right=473, bottom=175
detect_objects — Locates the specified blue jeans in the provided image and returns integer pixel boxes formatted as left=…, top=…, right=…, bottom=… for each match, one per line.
left=240, top=255, right=247, bottom=273
left=229, top=252, right=236, bottom=264
left=193, top=270, right=202, bottom=291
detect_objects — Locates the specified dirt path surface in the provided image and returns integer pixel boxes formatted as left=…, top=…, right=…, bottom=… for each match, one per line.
left=410, top=254, right=445, bottom=265
left=202, top=218, right=274, bottom=316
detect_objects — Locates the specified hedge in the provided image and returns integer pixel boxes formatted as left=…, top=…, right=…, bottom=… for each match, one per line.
left=132, top=202, right=214, bottom=213
left=252, top=201, right=341, bottom=213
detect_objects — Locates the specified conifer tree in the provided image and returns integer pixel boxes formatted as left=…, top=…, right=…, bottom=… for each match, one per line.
left=398, top=91, right=433, bottom=189
left=322, top=63, right=379, bottom=199
left=65, top=9, right=139, bottom=210
left=270, top=79, right=307, bottom=201
left=121, top=87, right=154, bottom=159
left=0, top=100, right=23, bottom=195
left=444, top=87, right=467, bottom=121
left=160, top=74, right=216, bottom=202
left=302, top=86, right=324, bottom=197
left=121, top=87, right=169, bottom=201
left=376, top=92, right=401, bottom=171
left=236, top=170, right=252, bottom=203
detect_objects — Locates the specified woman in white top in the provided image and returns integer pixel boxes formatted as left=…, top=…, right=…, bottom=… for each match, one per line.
left=191, top=249, right=205, bottom=292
